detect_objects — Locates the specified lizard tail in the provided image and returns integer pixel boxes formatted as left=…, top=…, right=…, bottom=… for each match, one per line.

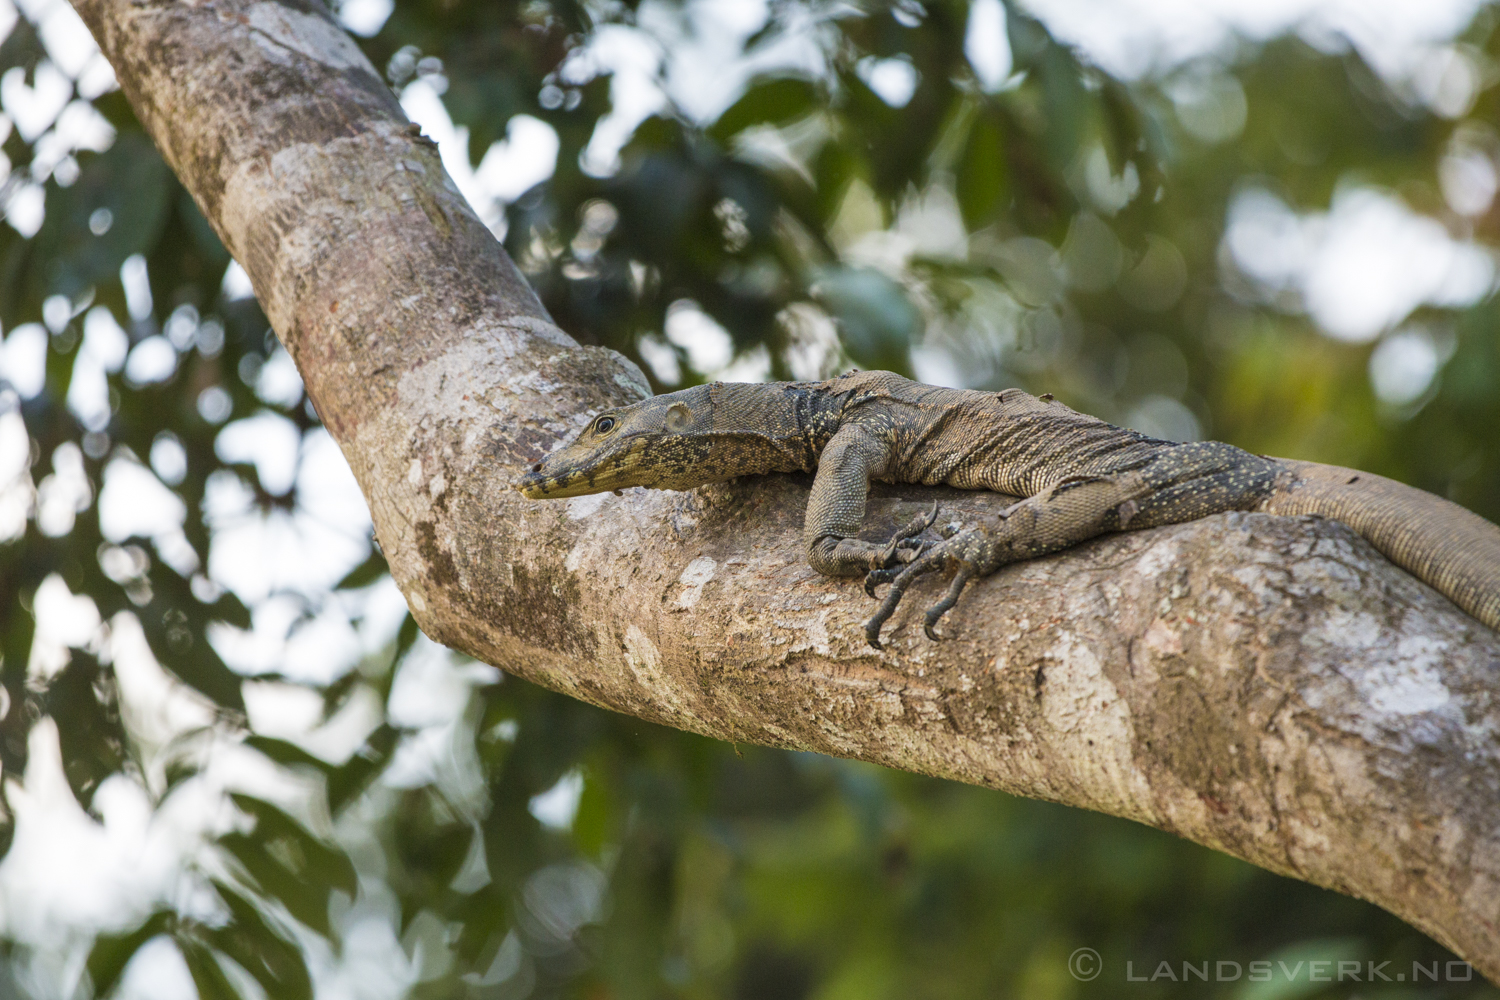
left=1263, top=460, right=1500, bottom=633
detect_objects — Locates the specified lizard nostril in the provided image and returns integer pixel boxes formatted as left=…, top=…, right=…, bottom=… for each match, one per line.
left=530, top=462, right=542, bottom=473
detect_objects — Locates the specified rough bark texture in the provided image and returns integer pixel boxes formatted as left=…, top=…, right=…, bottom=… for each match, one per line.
left=74, top=0, right=1500, bottom=978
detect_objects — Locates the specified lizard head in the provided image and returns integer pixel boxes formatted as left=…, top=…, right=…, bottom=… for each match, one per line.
left=514, top=387, right=712, bottom=499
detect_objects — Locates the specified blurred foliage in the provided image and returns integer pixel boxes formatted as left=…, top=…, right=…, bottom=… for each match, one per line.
left=0, top=0, right=1494, bottom=997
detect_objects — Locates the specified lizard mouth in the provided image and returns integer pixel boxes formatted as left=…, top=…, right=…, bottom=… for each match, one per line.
left=514, top=468, right=602, bottom=499
left=514, top=442, right=646, bottom=498
left=514, top=469, right=554, bottom=498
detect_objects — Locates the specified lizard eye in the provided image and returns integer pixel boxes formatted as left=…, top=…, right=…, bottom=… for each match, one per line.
left=594, top=417, right=616, bottom=434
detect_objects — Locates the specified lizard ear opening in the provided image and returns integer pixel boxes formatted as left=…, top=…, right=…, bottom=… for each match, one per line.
left=664, top=402, right=693, bottom=432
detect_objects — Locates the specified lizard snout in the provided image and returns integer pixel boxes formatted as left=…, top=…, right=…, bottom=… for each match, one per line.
left=514, top=467, right=550, bottom=498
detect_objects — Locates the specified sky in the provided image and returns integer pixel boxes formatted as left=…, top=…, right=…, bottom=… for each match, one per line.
left=0, top=0, right=1497, bottom=995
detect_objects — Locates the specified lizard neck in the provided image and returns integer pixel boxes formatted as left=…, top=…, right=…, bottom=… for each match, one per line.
left=693, top=380, right=843, bottom=476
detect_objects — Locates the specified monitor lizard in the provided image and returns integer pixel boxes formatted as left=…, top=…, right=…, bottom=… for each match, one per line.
left=515, top=369, right=1500, bottom=648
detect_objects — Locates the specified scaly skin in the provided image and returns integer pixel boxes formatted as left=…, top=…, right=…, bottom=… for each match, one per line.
left=515, top=371, right=1500, bottom=647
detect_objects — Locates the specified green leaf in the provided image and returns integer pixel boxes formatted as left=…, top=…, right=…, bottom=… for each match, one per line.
left=26, top=132, right=172, bottom=303
left=45, top=650, right=127, bottom=810
left=957, top=111, right=1008, bottom=230
left=380, top=612, right=421, bottom=697
left=178, top=188, right=232, bottom=269
left=812, top=266, right=920, bottom=372
left=0, top=18, right=43, bottom=78
left=0, top=578, right=37, bottom=855
left=243, top=735, right=334, bottom=774
left=319, top=667, right=362, bottom=717
left=626, top=115, right=683, bottom=153
left=219, top=795, right=357, bottom=937
left=449, top=891, right=512, bottom=969
left=133, top=564, right=247, bottom=713
left=163, top=755, right=203, bottom=796
left=244, top=725, right=398, bottom=817
left=326, top=723, right=400, bottom=815
left=206, top=882, right=314, bottom=1000
left=232, top=795, right=358, bottom=896
left=813, top=140, right=863, bottom=223
left=1035, top=43, right=1095, bottom=174
left=178, top=939, right=244, bottom=1000
left=390, top=790, right=476, bottom=932
left=207, top=590, right=253, bottom=631
left=334, top=549, right=390, bottom=590
left=571, top=769, right=610, bottom=858
left=87, top=910, right=175, bottom=997
left=708, top=77, right=819, bottom=144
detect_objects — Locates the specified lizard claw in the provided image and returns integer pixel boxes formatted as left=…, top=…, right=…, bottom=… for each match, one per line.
left=914, top=500, right=940, bottom=532
left=864, top=566, right=899, bottom=598
left=865, top=512, right=937, bottom=596
left=864, top=543, right=950, bottom=647
left=894, top=540, right=928, bottom=563
left=922, top=567, right=976, bottom=641
left=876, top=501, right=940, bottom=567
left=864, top=528, right=988, bottom=648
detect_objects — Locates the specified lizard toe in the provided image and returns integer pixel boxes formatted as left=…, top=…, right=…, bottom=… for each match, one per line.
left=875, top=501, right=941, bottom=567
left=864, top=566, right=900, bottom=598
left=863, top=544, right=948, bottom=647
left=923, top=567, right=976, bottom=641
left=895, top=540, right=929, bottom=563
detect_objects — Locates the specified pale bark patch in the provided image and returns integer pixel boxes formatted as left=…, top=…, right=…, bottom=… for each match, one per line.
left=245, top=2, right=371, bottom=71
left=1041, top=631, right=1156, bottom=821
left=567, top=495, right=610, bottom=521
left=674, top=556, right=717, bottom=609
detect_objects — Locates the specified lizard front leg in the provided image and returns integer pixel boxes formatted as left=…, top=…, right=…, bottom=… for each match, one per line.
left=804, top=424, right=935, bottom=576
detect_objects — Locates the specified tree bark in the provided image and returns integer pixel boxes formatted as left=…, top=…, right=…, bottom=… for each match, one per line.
left=74, top=0, right=1500, bottom=979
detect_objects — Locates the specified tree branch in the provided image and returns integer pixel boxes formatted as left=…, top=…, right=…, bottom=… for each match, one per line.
left=74, top=0, right=1500, bottom=978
